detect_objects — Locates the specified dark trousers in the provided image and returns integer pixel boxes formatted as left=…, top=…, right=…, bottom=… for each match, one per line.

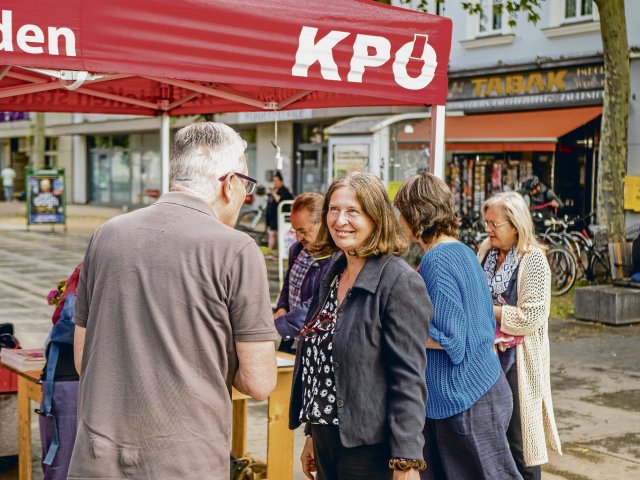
left=420, top=372, right=521, bottom=480
left=39, top=380, right=78, bottom=480
left=504, top=358, right=542, bottom=480
left=310, top=425, right=392, bottom=480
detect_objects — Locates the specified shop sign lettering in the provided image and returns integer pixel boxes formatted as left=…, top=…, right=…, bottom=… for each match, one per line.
left=447, top=63, right=604, bottom=112
left=292, top=26, right=437, bottom=91
left=0, top=9, right=76, bottom=56
left=470, top=71, right=567, bottom=96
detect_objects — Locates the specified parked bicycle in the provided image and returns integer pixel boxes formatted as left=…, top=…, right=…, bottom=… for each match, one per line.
left=236, top=187, right=268, bottom=246
left=538, top=213, right=611, bottom=295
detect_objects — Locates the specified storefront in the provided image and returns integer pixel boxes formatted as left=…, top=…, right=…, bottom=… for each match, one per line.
left=395, top=107, right=602, bottom=216
left=441, top=58, right=604, bottom=216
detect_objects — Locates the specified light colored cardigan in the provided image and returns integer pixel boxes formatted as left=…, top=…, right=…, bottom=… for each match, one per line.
left=478, top=242, right=562, bottom=466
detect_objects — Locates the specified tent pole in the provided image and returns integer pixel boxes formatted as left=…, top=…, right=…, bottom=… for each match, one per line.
left=430, top=105, right=446, bottom=179
left=161, top=112, right=170, bottom=194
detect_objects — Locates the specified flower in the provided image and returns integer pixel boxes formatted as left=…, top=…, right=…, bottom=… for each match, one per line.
left=47, top=280, right=67, bottom=306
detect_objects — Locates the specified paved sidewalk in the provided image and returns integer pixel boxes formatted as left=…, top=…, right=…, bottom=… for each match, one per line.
left=0, top=202, right=639, bottom=479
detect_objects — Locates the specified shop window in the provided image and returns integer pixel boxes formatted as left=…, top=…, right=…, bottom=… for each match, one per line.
left=88, top=133, right=160, bottom=206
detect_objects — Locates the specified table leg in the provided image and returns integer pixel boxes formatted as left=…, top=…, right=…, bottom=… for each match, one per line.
left=231, top=398, right=247, bottom=458
left=267, top=369, right=294, bottom=480
left=17, top=376, right=33, bottom=480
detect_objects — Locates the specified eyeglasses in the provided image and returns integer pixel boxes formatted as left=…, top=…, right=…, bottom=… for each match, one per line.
left=327, top=206, right=361, bottom=219
left=481, top=219, right=510, bottom=230
left=218, top=172, right=258, bottom=195
left=299, top=311, right=335, bottom=339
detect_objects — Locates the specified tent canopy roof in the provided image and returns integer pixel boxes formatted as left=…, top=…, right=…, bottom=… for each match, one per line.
left=0, top=0, right=452, bottom=115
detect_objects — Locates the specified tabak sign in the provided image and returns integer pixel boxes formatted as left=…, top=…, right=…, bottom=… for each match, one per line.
left=447, top=63, right=604, bottom=112
left=292, top=27, right=438, bottom=91
left=26, top=168, right=66, bottom=225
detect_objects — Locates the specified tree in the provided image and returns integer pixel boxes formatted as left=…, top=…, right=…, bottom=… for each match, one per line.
left=382, top=0, right=629, bottom=242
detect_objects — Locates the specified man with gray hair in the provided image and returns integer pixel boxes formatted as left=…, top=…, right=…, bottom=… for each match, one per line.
left=69, top=123, right=277, bottom=479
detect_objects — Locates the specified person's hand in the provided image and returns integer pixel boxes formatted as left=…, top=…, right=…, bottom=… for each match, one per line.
left=393, top=469, right=421, bottom=480
left=550, top=200, right=559, bottom=208
left=301, top=437, right=316, bottom=479
left=274, top=308, right=287, bottom=319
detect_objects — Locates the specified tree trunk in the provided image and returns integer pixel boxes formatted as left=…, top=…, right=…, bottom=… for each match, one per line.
left=31, top=112, right=46, bottom=168
left=594, top=0, right=629, bottom=242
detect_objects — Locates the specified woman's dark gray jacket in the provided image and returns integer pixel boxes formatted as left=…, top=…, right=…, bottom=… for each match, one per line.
left=288, top=253, right=433, bottom=460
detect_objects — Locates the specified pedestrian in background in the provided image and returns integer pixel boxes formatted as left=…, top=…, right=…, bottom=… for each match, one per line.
left=521, top=176, right=564, bottom=218
left=68, top=122, right=278, bottom=479
left=290, top=172, right=431, bottom=480
left=274, top=192, right=336, bottom=353
left=1, top=165, right=16, bottom=202
left=479, top=192, right=562, bottom=479
left=394, top=172, right=520, bottom=480
left=266, top=171, right=293, bottom=255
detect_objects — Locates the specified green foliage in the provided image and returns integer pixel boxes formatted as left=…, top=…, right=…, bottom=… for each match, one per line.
left=389, top=0, right=542, bottom=27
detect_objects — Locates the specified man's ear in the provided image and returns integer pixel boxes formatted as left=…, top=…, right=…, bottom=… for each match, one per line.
left=220, top=175, right=233, bottom=203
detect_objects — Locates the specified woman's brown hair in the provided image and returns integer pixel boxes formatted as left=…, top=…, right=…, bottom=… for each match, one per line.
left=394, top=172, right=460, bottom=245
left=314, top=172, right=410, bottom=257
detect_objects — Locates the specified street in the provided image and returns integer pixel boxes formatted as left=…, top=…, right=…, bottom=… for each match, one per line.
left=0, top=203, right=638, bottom=479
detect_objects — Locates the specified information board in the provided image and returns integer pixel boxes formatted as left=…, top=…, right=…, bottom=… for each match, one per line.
left=26, top=168, right=66, bottom=226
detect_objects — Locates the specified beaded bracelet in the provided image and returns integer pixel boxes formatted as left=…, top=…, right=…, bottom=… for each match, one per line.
left=388, top=458, right=427, bottom=472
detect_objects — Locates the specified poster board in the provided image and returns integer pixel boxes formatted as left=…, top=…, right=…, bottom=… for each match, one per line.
left=26, top=168, right=66, bottom=230
left=624, top=176, right=640, bottom=212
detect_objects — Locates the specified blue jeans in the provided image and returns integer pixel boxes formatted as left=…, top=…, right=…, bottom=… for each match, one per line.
left=3, top=186, right=12, bottom=202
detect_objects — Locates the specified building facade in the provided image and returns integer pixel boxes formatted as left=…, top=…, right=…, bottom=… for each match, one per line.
left=0, top=0, right=638, bottom=227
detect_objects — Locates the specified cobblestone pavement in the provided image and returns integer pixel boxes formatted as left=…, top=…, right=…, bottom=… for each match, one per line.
left=1, top=202, right=639, bottom=479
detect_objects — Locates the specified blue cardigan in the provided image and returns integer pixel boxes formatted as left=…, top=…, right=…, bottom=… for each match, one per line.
left=419, top=241, right=500, bottom=419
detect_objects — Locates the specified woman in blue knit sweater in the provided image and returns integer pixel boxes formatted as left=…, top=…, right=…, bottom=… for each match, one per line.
left=395, top=173, right=520, bottom=480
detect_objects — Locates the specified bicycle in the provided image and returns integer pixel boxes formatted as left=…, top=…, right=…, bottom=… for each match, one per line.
left=546, top=246, right=577, bottom=296
left=541, top=214, right=610, bottom=285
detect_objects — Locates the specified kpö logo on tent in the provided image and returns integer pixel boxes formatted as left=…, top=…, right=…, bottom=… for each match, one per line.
left=292, top=26, right=437, bottom=91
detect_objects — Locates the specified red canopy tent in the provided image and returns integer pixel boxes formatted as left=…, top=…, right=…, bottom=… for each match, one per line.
left=0, top=0, right=452, bottom=189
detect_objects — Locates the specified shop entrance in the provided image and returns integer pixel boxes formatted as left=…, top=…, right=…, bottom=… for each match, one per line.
left=88, top=133, right=161, bottom=206
left=294, top=143, right=327, bottom=195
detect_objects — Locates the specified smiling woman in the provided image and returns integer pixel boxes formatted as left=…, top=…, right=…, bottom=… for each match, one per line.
left=289, top=172, right=432, bottom=480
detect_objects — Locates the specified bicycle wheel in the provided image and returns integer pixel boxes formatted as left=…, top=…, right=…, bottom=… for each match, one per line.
left=589, top=253, right=611, bottom=284
left=546, top=247, right=576, bottom=296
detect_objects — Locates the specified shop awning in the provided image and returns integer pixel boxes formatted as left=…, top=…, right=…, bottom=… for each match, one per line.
left=445, top=106, right=602, bottom=152
left=395, top=106, right=602, bottom=152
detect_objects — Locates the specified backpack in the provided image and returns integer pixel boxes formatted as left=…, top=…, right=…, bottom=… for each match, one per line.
left=37, top=264, right=82, bottom=466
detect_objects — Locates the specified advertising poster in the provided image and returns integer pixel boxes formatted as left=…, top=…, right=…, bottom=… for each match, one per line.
left=26, top=168, right=66, bottom=225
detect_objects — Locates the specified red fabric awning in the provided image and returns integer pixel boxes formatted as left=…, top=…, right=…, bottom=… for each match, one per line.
left=446, top=107, right=602, bottom=152
left=397, top=106, right=602, bottom=152
left=0, top=0, right=452, bottom=115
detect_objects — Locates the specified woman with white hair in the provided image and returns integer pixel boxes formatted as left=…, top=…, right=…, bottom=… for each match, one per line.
left=478, top=191, right=562, bottom=480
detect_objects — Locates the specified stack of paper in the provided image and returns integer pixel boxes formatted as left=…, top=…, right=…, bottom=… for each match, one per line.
left=0, top=348, right=46, bottom=371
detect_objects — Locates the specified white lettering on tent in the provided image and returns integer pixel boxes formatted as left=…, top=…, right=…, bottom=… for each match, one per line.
left=347, top=34, right=391, bottom=83
left=17, top=25, right=44, bottom=54
left=393, top=34, right=437, bottom=90
left=0, top=9, right=76, bottom=57
left=292, top=26, right=350, bottom=81
left=48, top=27, right=76, bottom=56
left=0, top=10, right=14, bottom=52
left=292, top=26, right=437, bottom=91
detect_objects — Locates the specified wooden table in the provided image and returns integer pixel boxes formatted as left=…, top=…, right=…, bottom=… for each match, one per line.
left=0, top=364, right=41, bottom=480
left=1, top=353, right=296, bottom=480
